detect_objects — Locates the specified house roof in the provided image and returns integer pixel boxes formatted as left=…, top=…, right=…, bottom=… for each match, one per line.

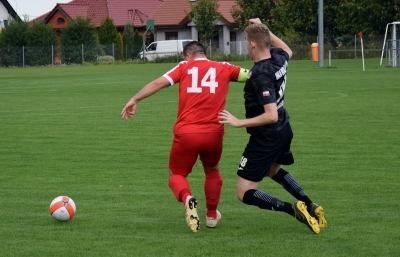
left=217, top=0, right=236, bottom=23
left=33, top=0, right=237, bottom=28
left=0, top=0, right=20, bottom=20
left=150, top=0, right=237, bottom=27
left=34, top=0, right=164, bottom=27
left=107, top=0, right=164, bottom=27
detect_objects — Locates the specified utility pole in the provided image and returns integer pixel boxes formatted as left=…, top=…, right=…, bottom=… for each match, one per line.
left=318, top=0, right=324, bottom=67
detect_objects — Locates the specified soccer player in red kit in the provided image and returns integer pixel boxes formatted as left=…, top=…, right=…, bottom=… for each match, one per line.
left=121, top=41, right=248, bottom=232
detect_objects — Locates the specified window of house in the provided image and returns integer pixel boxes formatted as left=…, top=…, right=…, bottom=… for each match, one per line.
left=166, top=32, right=178, bottom=40
left=212, top=32, right=219, bottom=49
left=57, top=18, right=65, bottom=24
left=3, top=20, right=8, bottom=27
left=230, top=31, right=236, bottom=42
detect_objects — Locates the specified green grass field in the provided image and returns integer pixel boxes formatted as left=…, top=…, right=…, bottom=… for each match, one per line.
left=1, top=58, right=399, bottom=256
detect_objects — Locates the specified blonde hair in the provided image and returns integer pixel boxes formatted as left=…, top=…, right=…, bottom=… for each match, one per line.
left=245, top=23, right=271, bottom=49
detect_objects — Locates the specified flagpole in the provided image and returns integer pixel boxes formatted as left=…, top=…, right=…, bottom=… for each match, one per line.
left=358, top=31, right=365, bottom=71
left=361, top=38, right=365, bottom=71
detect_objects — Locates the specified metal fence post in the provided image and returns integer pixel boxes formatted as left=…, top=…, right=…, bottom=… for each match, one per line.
left=52, top=45, right=54, bottom=67
left=209, top=39, right=212, bottom=60
left=354, top=34, right=356, bottom=59
left=329, top=50, right=331, bottom=67
left=82, top=44, right=84, bottom=65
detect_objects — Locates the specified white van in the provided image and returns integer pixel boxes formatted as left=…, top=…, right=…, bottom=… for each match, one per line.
left=140, top=40, right=193, bottom=61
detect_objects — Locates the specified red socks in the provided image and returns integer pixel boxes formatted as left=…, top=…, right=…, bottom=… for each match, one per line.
left=168, top=170, right=223, bottom=219
left=204, top=169, right=223, bottom=219
left=168, top=174, right=191, bottom=203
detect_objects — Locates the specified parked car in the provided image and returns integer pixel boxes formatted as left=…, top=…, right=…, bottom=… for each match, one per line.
left=139, top=40, right=193, bottom=61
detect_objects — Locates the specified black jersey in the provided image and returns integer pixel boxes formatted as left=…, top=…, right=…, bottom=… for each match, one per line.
left=244, top=48, right=290, bottom=135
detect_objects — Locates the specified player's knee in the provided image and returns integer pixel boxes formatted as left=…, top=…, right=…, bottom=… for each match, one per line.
left=268, top=163, right=281, bottom=178
left=203, top=165, right=218, bottom=172
left=236, top=188, right=245, bottom=202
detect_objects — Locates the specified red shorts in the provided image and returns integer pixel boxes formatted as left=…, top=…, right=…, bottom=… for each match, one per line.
left=169, top=131, right=224, bottom=176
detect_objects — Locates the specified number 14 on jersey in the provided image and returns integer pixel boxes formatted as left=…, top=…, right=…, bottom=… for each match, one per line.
left=187, top=67, right=219, bottom=94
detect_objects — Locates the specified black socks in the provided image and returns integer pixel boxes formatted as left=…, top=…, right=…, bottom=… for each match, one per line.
left=272, top=168, right=313, bottom=211
left=243, top=189, right=294, bottom=216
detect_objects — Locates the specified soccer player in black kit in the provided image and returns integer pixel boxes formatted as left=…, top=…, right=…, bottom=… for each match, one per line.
left=219, top=18, right=327, bottom=234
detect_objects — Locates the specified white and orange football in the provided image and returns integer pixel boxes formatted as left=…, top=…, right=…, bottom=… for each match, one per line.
left=50, top=196, right=76, bottom=221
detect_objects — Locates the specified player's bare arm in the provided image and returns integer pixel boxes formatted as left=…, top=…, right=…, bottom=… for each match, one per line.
left=270, top=32, right=292, bottom=59
left=121, top=76, right=170, bottom=120
left=218, top=103, right=278, bottom=128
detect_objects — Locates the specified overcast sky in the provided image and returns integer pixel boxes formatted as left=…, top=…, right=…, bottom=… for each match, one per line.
left=9, top=0, right=71, bottom=20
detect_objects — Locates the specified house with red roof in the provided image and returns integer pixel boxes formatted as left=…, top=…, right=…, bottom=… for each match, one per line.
left=34, top=0, right=244, bottom=54
left=151, top=0, right=244, bottom=54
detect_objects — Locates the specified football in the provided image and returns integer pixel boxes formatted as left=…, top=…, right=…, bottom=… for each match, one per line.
left=50, top=196, right=76, bottom=221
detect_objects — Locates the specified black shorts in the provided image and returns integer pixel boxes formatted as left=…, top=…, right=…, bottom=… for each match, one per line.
left=237, top=122, right=294, bottom=182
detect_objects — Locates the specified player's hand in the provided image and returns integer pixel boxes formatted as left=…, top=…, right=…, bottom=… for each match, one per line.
left=121, top=98, right=138, bottom=120
left=218, top=110, right=241, bottom=127
left=249, top=18, right=262, bottom=25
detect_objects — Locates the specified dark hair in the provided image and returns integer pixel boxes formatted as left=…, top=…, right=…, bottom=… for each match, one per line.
left=183, top=41, right=206, bottom=56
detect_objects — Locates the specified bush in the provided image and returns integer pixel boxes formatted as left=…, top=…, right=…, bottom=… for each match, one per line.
left=133, top=29, right=144, bottom=59
left=98, top=17, right=123, bottom=60
left=24, top=21, right=56, bottom=66
left=97, top=55, right=114, bottom=64
left=123, top=21, right=135, bottom=60
left=0, top=19, right=28, bottom=67
left=61, top=17, right=98, bottom=64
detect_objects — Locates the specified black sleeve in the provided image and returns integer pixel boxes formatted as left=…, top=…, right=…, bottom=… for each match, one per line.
left=252, top=72, right=277, bottom=106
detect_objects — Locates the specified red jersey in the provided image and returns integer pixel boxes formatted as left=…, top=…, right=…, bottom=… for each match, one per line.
left=164, top=58, right=241, bottom=134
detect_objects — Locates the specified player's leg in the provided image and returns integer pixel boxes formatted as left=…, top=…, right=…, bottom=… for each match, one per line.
left=199, top=132, right=224, bottom=228
left=269, top=122, right=310, bottom=205
left=236, top=142, right=295, bottom=215
left=269, top=123, right=327, bottom=228
left=237, top=134, right=320, bottom=234
left=270, top=166, right=327, bottom=228
left=169, top=133, right=201, bottom=232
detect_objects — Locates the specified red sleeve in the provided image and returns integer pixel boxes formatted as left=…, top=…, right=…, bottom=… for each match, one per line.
left=220, top=62, right=241, bottom=81
left=163, top=61, right=186, bottom=85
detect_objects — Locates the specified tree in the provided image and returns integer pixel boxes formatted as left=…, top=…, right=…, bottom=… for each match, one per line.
left=98, top=16, right=124, bottom=59
left=280, top=0, right=318, bottom=36
left=335, top=0, right=398, bottom=35
left=115, top=32, right=124, bottom=60
left=231, top=0, right=285, bottom=34
left=61, top=16, right=98, bottom=64
left=0, top=18, right=28, bottom=66
left=24, top=21, right=56, bottom=66
left=189, top=0, right=221, bottom=43
left=145, top=32, right=154, bottom=45
left=281, top=0, right=399, bottom=37
left=133, top=29, right=143, bottom=59
left=98, top=17, right=119, bottom=44
left=396, top=0, right=400, bottom=21
left=123, top=21, right=135, bottom=60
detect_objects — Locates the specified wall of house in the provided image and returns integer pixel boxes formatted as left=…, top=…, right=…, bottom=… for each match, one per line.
left=153, top=27, right=193, bottom=41
left=0, top=4, right=9, bottom=24
left=236, top=31, right=245, bottom=41
left=152, top=22, right=245, bottom=55
left=47, top=11, right=69, bottom=30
